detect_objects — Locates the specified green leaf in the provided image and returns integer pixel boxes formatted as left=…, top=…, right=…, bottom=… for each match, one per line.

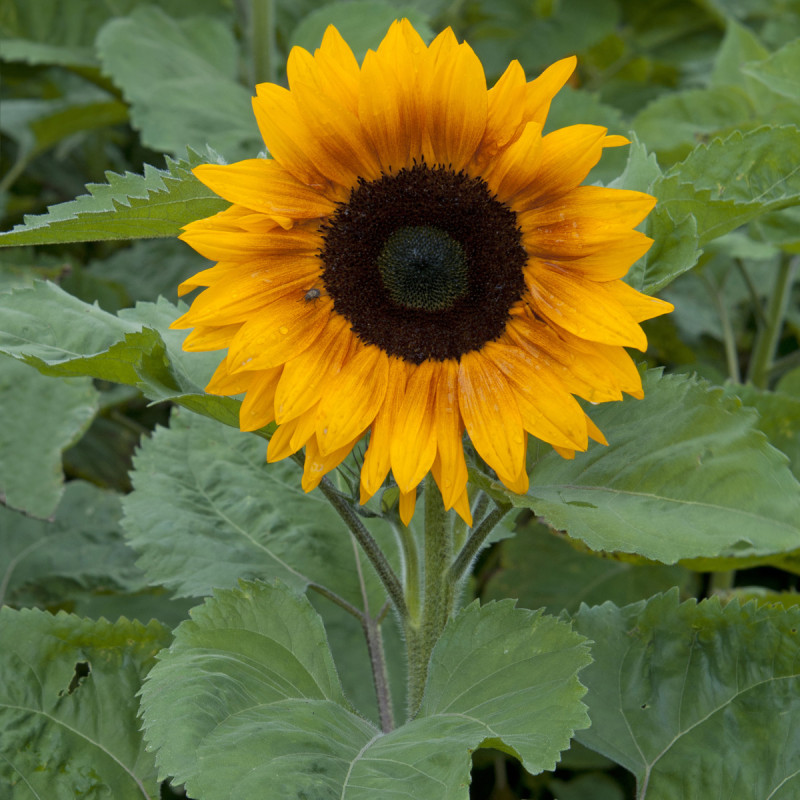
left=722, top=381, right=800, bottom=479
left=573, top=591, right=800, bottom=799
left=496, top=370, right=800, bottom=565
left=0, top=480, right=143, bottom=607
left=0, top=0, right=233, bottom=68
left=141, top=581, right=591, bottom=798
left=483, top=520, right=697, bottom=615
left=0, top=606, right=170, bottom=799
left=0, top=151, right=226, bottom=246
left=632, top=86, right=755, bottom=161
left=290, top=1, right=435, bottom=61
left=96, top=7, right=259, bottom=160
left=0, top=282, right=239, bottom=428
left=121, top=408, right=391, bottom=606
left=710, top=19, right=769, bottom=95
left=743, top=38, right=800, bottom=100
left=653, top=126, right=800, bottom=260
left=0, top=358, right=98, bottom=518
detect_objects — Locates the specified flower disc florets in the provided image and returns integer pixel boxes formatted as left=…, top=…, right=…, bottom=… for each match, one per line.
left=172, top=19, right=673, bottom=525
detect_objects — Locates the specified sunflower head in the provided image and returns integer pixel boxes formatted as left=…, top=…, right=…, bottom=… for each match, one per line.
left=172, top=20, right=672, bottom=526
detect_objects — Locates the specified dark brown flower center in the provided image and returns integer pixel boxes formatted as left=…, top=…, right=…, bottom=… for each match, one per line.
left=319, top=164, right=527, bottom=363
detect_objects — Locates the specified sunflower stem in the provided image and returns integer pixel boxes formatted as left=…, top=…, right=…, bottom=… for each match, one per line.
left=392, top=520, right=422, bottom=625
left=747, top=254, right=797, bottom=389
left=449, top=503, right=512, bottom=584
left=250, top=0, right=276, bottom=86
left=406, top=476, right=454, bottom=717
left=317, top=475, right=409, bottom=623
left=351, top=536, right=395, bottom=732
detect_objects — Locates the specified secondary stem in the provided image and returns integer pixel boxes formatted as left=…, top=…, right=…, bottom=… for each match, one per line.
left=352, top=537, right=395, bottom=732
left=748, top=254, right=797, bottom=388
left=450, top=503, right=511, bottom=584
left=393, top=520, right=422, bottom=624
left=250, top=0, right=276, bottom=85
left=317, top=475, right=409, bottom=622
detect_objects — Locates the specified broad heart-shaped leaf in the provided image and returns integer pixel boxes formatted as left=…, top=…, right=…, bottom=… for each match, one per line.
left=141, top=581, right=591, bottom=799
left=121, top=408, right=392, bottom=609
left=0, top=606, right=170, bottom=799
left=657, top=125, right=800, bottom=248
left=96, top=7, right=260, bottom=161
left=0, top=151, right=226, bottom=247
left=0, top=480, right=143, bottom=607
left=0, top=0, right=233, bottom=68
left=0, top=357, right=97, bottom=518
left=493, top=370, right=800, bottom=565
left=482, top=520, right=697, bottom=615
left=743, top=38, right=800, bottom=101
left=0, top=282, right=239, bottom=428
left=572, top=591, right=800, bottom=799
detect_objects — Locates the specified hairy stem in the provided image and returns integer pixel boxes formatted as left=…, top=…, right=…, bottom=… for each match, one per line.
left=406, top=476, right=454, bottom=717
left=317, top=475, right=409, bottom=623
left=449, top=503, right=511, bottom=584
left=393, top=520, right=422, bottom=625
left=352, top=537, right=394, bottom=732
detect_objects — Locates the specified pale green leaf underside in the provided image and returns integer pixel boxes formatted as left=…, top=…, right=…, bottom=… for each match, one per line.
left=0, top=480, right=141, bottom=607
left=0, top=607, right=170, bottom=799
left=122, top=408, right=390, bottom=608
left=0, top=282, right=238, bottom=428
left=573, top=591, right=800, bottom=799
left=0, top=358, right=97, bottom=518
left=0, top=152, right=226, bottom=247
left=141, top=581, right=590, bottom=799
left=503, top=370, right=800, bottom=564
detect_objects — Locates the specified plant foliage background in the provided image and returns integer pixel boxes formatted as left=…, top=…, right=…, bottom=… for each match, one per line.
left=1, top=0, right=799, bottom=798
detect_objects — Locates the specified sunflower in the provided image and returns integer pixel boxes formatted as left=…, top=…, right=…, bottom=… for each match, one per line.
left=172, top=20, right=672, bottom=526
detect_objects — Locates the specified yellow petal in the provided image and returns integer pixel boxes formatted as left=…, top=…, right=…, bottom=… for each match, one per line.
left=316, top=344, right=389, bottom=455
left=482, top=121, right=543, bottom=203
left=399, top=488, right=417, bottom=526
left=433, top=360, right=468, bottom=511
left=227, top=295, right=332, bottom=372
left=361, top=357, right=410, bottom=498
left=205, top=356, right=253, bottom=396
left=267, top=415, right=302, bottom=462
left=420, top=29, right=487, bottom=170
left=522, top=186, right=656, bottom=229
left=521, top=216, right=652, bottom=260
left=458, top=350, right=526, bottom=486
left=517, top=124, right=611, bottom=207
left=274, top=313, right=351, bottom=423
left=390, top=360, right=439, bottom=493
left=601, top=279, right=674, bottom=322
left=193, top=160, right=336, bottom=223
left=432, top=453, right=472, bottom=525
left=181, top=322, right=240, bottom=352
left=524, top=56, right=577, bottom=128
left=302, top=432, right=359, bottom=492
left=483, top=340, right=588, bottom=450
left=526, top=264, right=648, bottom=350
left=239, top=366, right=283, bottom=432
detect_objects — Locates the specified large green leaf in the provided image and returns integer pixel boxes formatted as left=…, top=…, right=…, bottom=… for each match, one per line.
left=0, top=606, right=170, bottom=799
left=140, top=581, right=591, bottom=798
left=494, top=371, right=800, bottom=564
left=0, top=282, right=239, bottom=427
left=96, top=6, right=259, bottom=160
left=0, top=0, right=232, bottom=68
left=483, top=520, right=697, bottom=614
left=0, top=152, right=226, bottom=246
left=0, top=481, right=142, bottom=607
left=743, top=38, right=800, bottom=101
left=657, top=125, right=800, bottom=248
left=121, top=408, right=389, bottom=606
left=0, top=357, right=97, bottom=518
left=573, top=591, right=800, bottom=799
